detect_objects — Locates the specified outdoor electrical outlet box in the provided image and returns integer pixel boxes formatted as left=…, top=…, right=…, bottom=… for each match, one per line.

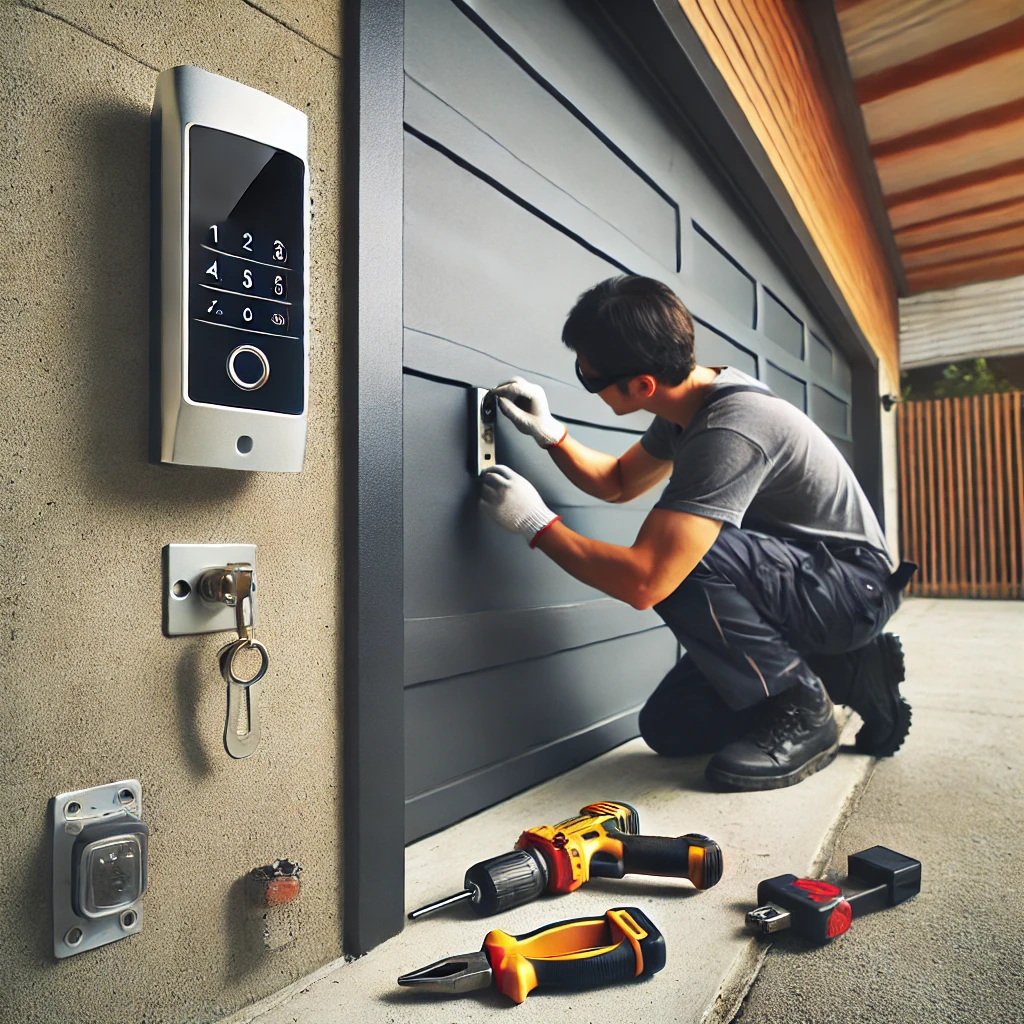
left=152, top=65, right=309, bottom=472
left=52, top=780, right=148, bottom=958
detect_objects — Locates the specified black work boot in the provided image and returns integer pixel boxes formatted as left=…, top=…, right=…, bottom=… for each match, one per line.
left=705, top=679, right=839, bottom=791
left=845, top=634, right=911, bottom=756
left=809, top=633, right=911, bottom=756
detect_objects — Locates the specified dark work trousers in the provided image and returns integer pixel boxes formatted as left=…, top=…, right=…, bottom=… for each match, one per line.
left=639, top=523, right=903, bottom=757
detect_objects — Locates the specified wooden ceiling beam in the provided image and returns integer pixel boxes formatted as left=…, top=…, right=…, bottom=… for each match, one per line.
left=906, top=246, right=1024, bottom=293
left=854, top=15, right=1024, bottom=105
left=894, top=197, right=1024, bottom=249
left=838, top=0, right=1024, bottom=81
left=874, top=109, right=1024, bottom=196
left=871, top=97, right=1024, bottom=161
left=886, top=157, right=1024, bottom=225
left=900, top=221, right=1024, bottom=269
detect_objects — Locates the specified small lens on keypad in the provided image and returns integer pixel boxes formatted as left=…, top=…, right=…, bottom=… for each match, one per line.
left=227, top=346, right=270, bottom=391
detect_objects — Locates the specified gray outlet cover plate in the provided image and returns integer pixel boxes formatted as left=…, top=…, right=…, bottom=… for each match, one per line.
left=163, top=543, right=257, bottom=637
left=52, top=779, right=144, bottom=958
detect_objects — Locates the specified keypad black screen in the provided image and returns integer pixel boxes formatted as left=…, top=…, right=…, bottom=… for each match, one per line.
left=188, top=125, right=305, bottom=414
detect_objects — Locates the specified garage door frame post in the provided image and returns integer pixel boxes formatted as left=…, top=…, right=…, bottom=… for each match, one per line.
left=341, top=0, right=406, bottom=957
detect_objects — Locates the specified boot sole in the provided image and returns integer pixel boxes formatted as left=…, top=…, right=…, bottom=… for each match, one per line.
left=705, top=740, right=840, bottom=792
left=852, top=633, right=912, bottom=758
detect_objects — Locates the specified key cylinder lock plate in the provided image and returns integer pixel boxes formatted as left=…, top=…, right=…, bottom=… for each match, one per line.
left=163, top=543, right=257, bottom=636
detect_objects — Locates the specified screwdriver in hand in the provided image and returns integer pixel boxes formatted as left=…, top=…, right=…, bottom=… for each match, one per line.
left=398, top=906, right=666, bottom=1003
left=409, top=801, right=722, bottom=919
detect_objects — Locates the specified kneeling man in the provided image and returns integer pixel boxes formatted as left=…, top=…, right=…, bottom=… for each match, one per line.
left=480, top=275, right=913, bottom=790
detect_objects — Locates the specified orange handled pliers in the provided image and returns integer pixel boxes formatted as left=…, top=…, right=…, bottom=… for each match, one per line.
left=397, top=906, right=665, bottom=1004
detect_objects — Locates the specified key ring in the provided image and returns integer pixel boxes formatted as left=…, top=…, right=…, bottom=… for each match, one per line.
left=219, top=637, right=270, bottom=688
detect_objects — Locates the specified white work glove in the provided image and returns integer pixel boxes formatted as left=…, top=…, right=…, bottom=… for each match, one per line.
left=480, top=466, right=561, bottom=546
left=490, top=377, right=568, bottom=449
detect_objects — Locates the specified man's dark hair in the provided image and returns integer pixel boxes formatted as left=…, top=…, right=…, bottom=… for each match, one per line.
left=561, top=275, right=696, bottom=390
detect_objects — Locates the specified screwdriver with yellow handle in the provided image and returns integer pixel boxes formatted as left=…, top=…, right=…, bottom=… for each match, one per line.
left=398, top=906, right=666, bottom=1003
left=409, top=801, right=722, bottom=919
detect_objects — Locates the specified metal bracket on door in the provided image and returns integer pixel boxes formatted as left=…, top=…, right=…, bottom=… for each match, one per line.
left=469, top=387, right=497, bottom=475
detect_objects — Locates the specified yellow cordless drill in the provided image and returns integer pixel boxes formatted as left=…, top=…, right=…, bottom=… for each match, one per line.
left=409, top=801, right=722, bottom=919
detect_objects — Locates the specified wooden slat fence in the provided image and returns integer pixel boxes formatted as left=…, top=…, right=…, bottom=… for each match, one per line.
left=897, top=392, right=1024, bottom=598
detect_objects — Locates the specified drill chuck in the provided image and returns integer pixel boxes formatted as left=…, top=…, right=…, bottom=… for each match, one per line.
left=408, top=847, right=549, bottom=920
left=465, top=847, right=548, bottom=915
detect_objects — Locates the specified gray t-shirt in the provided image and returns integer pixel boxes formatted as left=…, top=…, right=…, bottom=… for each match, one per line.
left=640, top=367, right=889, bottom=559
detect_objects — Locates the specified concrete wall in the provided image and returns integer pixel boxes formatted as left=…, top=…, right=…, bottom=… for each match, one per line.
left=0, top=3, right=343, bottom=1023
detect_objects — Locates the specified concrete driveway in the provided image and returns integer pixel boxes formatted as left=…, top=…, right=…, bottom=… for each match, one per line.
left=223, top=598, right=1024, bottom=1024
left=735, top=598, right=1024, bottom=1024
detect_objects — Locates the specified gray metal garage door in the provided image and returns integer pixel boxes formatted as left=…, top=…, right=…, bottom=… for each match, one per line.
left=402, top=0, right=855, bottom=841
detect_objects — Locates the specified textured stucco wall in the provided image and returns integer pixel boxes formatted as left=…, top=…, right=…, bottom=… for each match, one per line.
left=879, top=359, right=901, bottom=562
left=0, top=3, right=343, bottom=1022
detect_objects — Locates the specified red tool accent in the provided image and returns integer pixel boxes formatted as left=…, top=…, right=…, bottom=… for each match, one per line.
left=791, top=878, right=843, bottom=903
left=826, top=899, right=853, bottom=938
left=517, top=831, right=579, bottom=891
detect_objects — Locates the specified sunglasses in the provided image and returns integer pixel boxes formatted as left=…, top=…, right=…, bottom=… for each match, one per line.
left=574, top=357, right=647, bottom=394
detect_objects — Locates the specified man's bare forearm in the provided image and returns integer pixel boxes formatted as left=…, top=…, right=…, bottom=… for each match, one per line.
left=531, top=509, right=721, bottom=611
left=547, top=434, right=624, bottom=500
left=533, top=520, right=651, bottom=608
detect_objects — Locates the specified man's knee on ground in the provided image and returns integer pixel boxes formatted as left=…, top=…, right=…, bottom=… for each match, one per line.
left=639, top=696, right=721, bottom=757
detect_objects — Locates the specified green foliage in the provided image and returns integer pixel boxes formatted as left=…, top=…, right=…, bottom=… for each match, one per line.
left=900, top=372, right=913, bottom=402
left=932, top=359, right=1014, bottom=399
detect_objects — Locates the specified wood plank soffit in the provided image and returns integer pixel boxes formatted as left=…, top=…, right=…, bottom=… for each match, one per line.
left=906, top=246, right=1024, bottom=292
left=803, top=0, right=907, bottom=294
left=838, top=0, right=1024, bottom=81
left=677, top=0, right=900, bottom=376
left=853, top=14, right=1024, bottom=106
left=889, top=174, right=1024, bottom=231
left=900, top=221, right=1024, bottom=269
left=874, top=110, right=1024, bottom=196
left=861, top=45, right=1024, bottom=144
left=871, top=97, right=1024, bottom=162
left=894, top=196, right=1024, bottom=249
left=886, top=157, right=1024, bottom=222
left=599, top=0, right=883, bottom=379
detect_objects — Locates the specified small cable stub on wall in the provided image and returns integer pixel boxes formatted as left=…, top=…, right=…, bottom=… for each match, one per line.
left=247, top=858, right=303, bottom=951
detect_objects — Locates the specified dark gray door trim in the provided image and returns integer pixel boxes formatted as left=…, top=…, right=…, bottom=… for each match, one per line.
left=341, top=0, right=406, bottom=957
left=592, top=0, right=887, bottom=517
